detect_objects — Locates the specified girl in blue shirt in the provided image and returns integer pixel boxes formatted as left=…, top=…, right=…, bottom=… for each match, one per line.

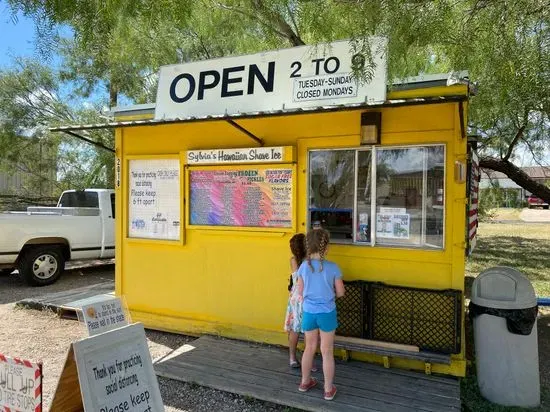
left=296, top=229, right=345, bottom=401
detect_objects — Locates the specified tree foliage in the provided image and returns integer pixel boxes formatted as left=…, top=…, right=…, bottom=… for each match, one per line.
left=4, top=0, right=550, bottom=201
left=0, top=59, right=114, bottom=198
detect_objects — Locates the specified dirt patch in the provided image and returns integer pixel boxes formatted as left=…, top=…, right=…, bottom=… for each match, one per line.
left=0, top=266, right=291, bottom=411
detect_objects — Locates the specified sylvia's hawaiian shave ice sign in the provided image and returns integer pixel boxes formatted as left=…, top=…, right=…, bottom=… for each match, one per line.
left=155, top=39, right=387, bottom=119
left=187, top=147, right=285, bottom=164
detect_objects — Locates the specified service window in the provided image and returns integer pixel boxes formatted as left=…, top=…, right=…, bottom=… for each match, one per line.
left=309, top=150, right=355, bottom=242
left=308, top=144, right=445, bottom=249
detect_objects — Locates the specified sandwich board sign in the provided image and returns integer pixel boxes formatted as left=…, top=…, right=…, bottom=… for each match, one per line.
left=50, top=323, right=164, bottom=412
left=79, top=297, right=129, bottom=337
left=0, top=353, right=42, bottom=412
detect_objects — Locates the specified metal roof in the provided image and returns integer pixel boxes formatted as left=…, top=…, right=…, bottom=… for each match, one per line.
left=50, top=94, right=468, bottom=133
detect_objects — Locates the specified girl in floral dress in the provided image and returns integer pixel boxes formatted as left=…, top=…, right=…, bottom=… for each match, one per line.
left=284, top=233, right=306, bottom=368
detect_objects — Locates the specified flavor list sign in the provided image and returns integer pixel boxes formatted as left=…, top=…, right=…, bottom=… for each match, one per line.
left=156, top=38, right=387, bottom=119
left=0, top=354, right=42, bottom=412
left=81, top=297, right=129, bottom=336
left=129, top=158, right=180, bottom=240
left=190, top=168, right=292, bottom=228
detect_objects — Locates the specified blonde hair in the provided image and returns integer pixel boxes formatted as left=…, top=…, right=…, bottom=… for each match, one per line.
left=305, top=229, right=330, bottom=272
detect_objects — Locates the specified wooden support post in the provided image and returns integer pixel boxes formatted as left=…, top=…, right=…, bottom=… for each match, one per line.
left=341, top=349, right=350, bottom=362
left=425, top=362, right=432, bottom=375
left=383, top=356, right=390, bottom=369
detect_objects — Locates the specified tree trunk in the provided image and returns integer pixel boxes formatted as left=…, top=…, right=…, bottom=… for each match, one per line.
left=480, top=156, right=550, bottom=203
left=251, top=0, right=305, bottom=46
left=109, top=82, right=118, bottom=108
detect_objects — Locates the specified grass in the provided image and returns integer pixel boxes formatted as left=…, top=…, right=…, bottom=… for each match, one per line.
left=466, top=222, right=550, bottom=297
left=461, top=372, right=550, bottom=412
left=463, top=222, right=550, bottom=411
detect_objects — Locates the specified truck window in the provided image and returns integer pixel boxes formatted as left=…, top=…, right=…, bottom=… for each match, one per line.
left=58, top=191, right=99, bottom=208
left=111, top=193, right=116, bottom=218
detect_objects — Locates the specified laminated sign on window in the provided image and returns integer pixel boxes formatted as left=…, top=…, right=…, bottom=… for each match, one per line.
left=128, top=158, right=181, bottom=240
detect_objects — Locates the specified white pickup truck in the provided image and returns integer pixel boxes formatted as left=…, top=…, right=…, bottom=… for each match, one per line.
left=0, top=189, right=115, bottom=286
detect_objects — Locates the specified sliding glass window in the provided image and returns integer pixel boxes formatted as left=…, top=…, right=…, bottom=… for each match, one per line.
left=308, top=145, right=445, bottom=249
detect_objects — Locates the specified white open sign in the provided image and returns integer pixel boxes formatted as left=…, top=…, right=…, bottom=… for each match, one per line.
left=155, top=39, right=387, bottom=119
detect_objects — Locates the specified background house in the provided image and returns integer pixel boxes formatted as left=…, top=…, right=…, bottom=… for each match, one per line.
left=480, top=166, right=550, bottom=207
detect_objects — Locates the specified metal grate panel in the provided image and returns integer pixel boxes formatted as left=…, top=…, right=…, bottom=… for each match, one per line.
left=369, top=284, right=462, bottom=354
left=336, top=281, right=367, bottom=338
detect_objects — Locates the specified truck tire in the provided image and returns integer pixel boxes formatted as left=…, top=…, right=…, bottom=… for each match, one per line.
left=18, top=246, right=65, bottom=286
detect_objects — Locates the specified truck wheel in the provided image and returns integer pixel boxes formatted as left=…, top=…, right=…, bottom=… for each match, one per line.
left=19, top=246, right=65, bottom=286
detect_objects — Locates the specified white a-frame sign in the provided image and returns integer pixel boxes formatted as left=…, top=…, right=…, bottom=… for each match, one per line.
left=50, top=323, right=164, bottom=411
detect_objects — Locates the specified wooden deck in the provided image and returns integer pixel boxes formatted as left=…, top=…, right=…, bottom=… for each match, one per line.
left=154, top=335, right=461, bottom=412
left=16, top=281, right=114, bottom=318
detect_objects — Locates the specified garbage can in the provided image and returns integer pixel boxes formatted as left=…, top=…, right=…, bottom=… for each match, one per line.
left=469, top=266, right=540, bottom=407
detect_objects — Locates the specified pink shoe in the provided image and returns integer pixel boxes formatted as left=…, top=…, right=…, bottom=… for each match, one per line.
left=324, top=385, right=337, bottom=400
left=298, top=377, right=318, bottom=392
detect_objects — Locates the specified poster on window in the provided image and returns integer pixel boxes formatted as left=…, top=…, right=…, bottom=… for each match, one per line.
left=129, top=159, right=180, bottom=240
left=190, top=168, right=292, bottom=228
left=376, top=212, right=410, bottom=239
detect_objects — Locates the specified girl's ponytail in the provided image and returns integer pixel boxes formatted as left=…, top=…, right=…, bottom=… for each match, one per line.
left=305, top=229, right=330, bottom=272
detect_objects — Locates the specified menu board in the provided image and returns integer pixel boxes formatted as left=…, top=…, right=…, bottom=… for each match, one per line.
left=190, top=168, right=293, bottom=228
left=128, top=158, right=180, bottom=240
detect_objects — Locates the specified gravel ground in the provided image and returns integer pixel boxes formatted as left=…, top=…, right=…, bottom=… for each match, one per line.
left=0, top=265, right=291, bottom=412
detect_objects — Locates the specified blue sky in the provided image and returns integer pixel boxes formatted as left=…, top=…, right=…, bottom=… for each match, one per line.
left=0, top=1, right=37, bottom=68
left=0, top=1, right=114, bottom=108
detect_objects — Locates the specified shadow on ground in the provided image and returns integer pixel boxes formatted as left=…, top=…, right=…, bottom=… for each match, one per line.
left=146, top=329, right=196, bottom=352
left=0, top=264, right=114, bottom=305
left=466, top=235, right=550, bottom=299
left=467, top=236, right=550, bottom=281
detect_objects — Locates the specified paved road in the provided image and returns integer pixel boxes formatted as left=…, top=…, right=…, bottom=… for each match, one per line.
left=520, top=208, right=550, bottom=222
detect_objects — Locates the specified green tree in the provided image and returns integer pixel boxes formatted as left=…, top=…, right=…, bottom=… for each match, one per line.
left=6, top=0, right=550, bottom=202
left=0, top=59, right=114, bottom=197
left=8, top=0, right=192, bottom=106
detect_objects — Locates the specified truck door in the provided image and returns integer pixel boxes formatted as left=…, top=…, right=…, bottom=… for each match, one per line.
left=59, top=190, right=103, bottom=259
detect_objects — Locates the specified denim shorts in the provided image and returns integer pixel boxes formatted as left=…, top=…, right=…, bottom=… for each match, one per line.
left=302, top=310, right=338, bottom=332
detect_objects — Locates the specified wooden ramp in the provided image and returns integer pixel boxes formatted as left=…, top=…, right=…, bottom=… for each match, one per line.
left=154, top=335, right=461, bottom=412
left=17, top=281, right=115, bottom=319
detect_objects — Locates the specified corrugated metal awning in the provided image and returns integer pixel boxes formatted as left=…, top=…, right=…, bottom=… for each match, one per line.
left=49, top=95, right=467, bottom=133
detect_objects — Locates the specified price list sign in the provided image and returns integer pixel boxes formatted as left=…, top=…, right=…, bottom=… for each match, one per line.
left=190, top=168, right=293, bottom=228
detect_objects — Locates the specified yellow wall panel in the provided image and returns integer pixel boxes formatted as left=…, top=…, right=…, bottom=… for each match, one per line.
left=116, top=96, right=469, bottom=377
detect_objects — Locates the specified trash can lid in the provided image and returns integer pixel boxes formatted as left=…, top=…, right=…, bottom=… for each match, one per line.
left=471, top=266, right=537, bottom=309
